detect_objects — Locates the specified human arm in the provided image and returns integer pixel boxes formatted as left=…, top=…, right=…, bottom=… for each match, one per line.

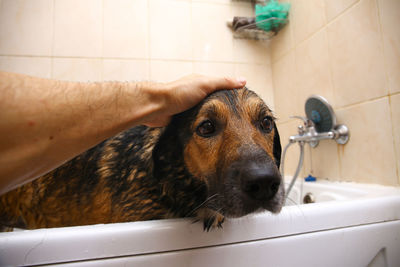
left=0, top=72, right=246, bottom=195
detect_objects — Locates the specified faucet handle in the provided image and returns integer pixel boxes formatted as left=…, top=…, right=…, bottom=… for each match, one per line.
left=290, top=116, right=315, bottom=127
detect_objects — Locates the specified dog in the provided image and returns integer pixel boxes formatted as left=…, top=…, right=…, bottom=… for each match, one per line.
left=0, top=87, right=283, bottom=231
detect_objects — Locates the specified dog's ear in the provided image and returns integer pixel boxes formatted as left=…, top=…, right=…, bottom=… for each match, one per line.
left=273, top=122, right=281, bottom=169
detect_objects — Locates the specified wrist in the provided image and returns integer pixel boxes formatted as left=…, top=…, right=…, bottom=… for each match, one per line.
left=126, top=81, right=170, bottom=126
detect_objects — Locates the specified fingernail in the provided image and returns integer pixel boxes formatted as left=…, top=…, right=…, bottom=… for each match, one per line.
left=236, top=77, right=246, bottom=84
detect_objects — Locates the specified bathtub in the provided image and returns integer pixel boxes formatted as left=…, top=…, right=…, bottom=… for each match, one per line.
left=1, top=179, right=400, bottom=267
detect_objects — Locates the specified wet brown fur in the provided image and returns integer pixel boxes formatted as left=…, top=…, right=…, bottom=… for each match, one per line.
left=0, top=87, right=282, bottom=231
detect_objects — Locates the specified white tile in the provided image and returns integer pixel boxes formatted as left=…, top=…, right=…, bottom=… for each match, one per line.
left=149, top=0, right=192, bottom=60
left=0, top=0, right=53, bottom=56
left=53, top=0, right=102, bottom=57
left=103, top=0, right=149, bottom=59
left=150, top=60, right=193, bottom=82
left=192, top=2, right=233, bottom=62
left=0, top=56, right=51, bottom=78
left=103, top=59, right=149, bottom=81
left=52, top=58, right=102, bottom=82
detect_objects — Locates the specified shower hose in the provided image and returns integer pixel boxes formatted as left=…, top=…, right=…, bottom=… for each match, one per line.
left=280, top=141, right=305, bottom=204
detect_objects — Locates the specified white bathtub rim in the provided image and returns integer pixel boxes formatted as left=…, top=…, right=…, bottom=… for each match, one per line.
left=1, top=194, right=400, bottom=267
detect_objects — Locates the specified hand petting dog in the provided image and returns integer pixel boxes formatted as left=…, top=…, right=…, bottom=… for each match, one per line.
left=0, top=72, right=246, bottom=195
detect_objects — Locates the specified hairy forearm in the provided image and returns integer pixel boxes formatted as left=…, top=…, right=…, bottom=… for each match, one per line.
left=0, top=71, right=246, bottom=194
left=0, top=72, right=164, bottom=194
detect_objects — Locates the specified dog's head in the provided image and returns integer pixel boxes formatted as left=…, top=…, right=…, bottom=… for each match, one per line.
left=154, top=87, right=283, bottom=220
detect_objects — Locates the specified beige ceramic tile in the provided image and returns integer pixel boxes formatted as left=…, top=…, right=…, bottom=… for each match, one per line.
left=233, top=39, right=270, bottom=65
left=302, top=144, right=313, bottom=179
left=230, top=0, right=253, bottom=16
left=310, top=141, right=341, bottom=180
left=277, top=119, right=309, bottom=178
left=149, top=0, right=192, bottom=60
left=295, top=29, right=335, bottom=107
left=192, top=2, right=233, bottom=62
left=336, top=97, right=397, bottom=185
left=324, top=0, right=359, bottom=22
left=377, top=0, right=400, bottom=94
left=272, top=51, right=300, bottom=122
left=150, top=60, right=193, bottom=82
left=235, top=63, right=274, bottom=110
left=327, top=0, right=387, bottom=107
left=229, top=0, right=269, bottom=64
left=389, top=93, right=400, bottom=184
left=193, top=0, right=231, bottom=4
left=103, top=0, right=149, bottom=59
left=0, top=56, right=51, bottom=78
left=291, top=0, right=326, bottom=44
left=52, top=58, right=102, bottom=82
left=193, top=62, right=235, bottom=77
left=0, top=0, right=53, bottom=56
left=269, top=0, right=293, bottom=63
left=103, top=59, right=149, bottom=81
left=270, top=21, right=293, bottom=64
left=53, top=0, right=102, bottom=57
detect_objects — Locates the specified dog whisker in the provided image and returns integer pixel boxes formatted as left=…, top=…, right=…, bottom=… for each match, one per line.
left=185, top=193, right=219, bottom=217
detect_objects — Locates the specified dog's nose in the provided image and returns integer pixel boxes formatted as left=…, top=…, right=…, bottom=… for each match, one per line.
left=241, top=167, right=281, bottom=201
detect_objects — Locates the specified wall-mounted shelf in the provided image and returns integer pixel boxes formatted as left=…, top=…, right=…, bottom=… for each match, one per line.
left=227, top=17, right=288, bottom=41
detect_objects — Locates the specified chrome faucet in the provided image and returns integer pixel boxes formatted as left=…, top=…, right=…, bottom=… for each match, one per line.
left=282, top=95, right=350, bottom=203
left=289, top=115, right=349, bottom=148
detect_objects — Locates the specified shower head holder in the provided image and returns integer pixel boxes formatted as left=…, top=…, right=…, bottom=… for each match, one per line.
left=289, top=95, right=350, bottom=148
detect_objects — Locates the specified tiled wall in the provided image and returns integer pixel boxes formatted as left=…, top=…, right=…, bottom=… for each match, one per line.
left=271, top=0, right=400, bottom=186
left=1, top=0, right=398, bottom=187
left=0, top=0, right=274, bottom=109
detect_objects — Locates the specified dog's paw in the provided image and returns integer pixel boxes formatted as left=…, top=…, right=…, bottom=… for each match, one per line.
left=195, top=208, right=225, bottom=231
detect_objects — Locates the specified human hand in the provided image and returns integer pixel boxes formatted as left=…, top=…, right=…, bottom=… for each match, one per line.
left=143, top=74, right=246, bottom=127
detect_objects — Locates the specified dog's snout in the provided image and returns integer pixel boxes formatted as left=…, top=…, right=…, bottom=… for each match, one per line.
left=241, top=167, right=281, bottom=201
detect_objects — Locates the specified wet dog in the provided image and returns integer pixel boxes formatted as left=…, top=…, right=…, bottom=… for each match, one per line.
left=0, top=87, right=283, bottom=231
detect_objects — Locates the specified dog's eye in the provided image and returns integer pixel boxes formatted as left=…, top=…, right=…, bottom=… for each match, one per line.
left=260, top=116, right=273, bottom=133
left=196, top=120, right=216, bottom=137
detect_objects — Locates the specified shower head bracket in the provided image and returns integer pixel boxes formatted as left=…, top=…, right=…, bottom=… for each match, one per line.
left=289, top=95, right=350, bottom=147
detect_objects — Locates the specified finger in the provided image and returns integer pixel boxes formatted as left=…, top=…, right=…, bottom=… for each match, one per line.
left=206, top=76, right=247, bottom=93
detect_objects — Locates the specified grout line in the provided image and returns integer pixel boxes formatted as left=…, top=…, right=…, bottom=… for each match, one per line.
left=0, top=53, right=272, bottom=73
left=388, top=95, right=400, bottom=183
left=0, top=54, right=267, bottom=65
left=324, top=0, right=361, bottom=24
left=375, top=0, right=390, bottom=96
left=271, top=0, right=362, bottom=65
left=277, top=92, right=400, bottom=123
left=335, top=94, right=393, bottom=111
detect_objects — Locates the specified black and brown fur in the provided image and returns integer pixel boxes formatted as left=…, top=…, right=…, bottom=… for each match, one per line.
left=0, top=87, right=283, bottom=231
